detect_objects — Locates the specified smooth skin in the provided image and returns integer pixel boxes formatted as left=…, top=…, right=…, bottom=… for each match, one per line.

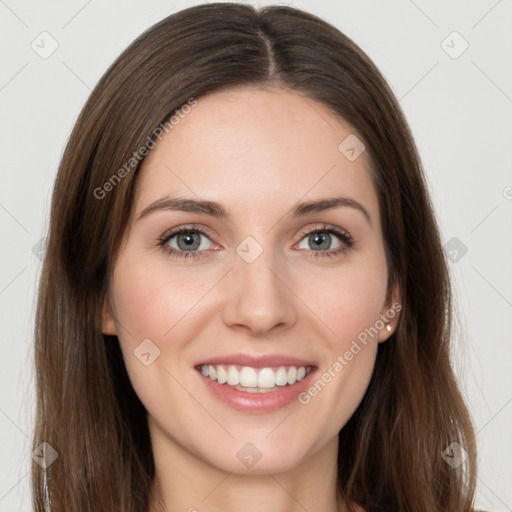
left=102, top=85, right=401, bottom=512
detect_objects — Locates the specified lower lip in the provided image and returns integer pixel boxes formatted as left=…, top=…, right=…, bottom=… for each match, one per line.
left=196, top=368, right=317, bottom=413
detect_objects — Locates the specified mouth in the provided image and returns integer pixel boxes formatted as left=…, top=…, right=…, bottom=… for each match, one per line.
left=194, top=362, right=317, bottom=413
left=197, top=363, right=313, bottom=391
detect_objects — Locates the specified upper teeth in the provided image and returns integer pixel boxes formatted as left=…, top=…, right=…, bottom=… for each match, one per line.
left=199, top=364, right=312, bottom=388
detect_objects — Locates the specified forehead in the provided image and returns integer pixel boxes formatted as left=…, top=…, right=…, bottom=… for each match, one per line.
left=134, top=85, right=379, bottom=223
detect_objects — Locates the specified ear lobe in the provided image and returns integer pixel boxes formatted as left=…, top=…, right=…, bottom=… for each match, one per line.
left=101, top=295, right=117, bottom=336
left=378, top=283, right=402, bottom=343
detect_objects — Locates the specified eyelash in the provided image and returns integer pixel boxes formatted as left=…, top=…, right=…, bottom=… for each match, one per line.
left=157, top=223, right=355, bottom=261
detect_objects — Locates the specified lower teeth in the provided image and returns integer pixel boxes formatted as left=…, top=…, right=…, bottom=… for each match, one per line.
left=228, top=383, right=289, bottom=393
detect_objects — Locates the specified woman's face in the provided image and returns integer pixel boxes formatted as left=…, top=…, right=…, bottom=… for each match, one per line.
left=103, top=85, right=400, bottom=474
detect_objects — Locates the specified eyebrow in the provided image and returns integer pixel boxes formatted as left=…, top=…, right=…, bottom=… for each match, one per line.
left=137, top=195, right=372, bottom=226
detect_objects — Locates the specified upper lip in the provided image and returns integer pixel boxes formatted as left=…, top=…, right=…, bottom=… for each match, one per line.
left=195, top=353, right=317, bottom=369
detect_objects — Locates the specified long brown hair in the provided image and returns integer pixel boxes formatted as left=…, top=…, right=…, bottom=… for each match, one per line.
left=32, top=3, right=478, bottom=511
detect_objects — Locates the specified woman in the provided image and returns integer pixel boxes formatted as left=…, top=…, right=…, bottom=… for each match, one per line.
left=32, top=3, right=479, bottom=511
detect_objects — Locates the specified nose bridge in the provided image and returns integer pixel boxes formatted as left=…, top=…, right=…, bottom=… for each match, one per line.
left=222, top=234, right=296, bottom=335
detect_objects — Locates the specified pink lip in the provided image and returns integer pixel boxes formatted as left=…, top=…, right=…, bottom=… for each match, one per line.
left=195, top=365, right=318, bottom=414
left=194, top=352, right=316, bottom=369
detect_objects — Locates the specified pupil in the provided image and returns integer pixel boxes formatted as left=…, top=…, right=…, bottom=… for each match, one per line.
left=311, top=233, right=330, bottom=250
left=178, top=232, right=200, bottom=250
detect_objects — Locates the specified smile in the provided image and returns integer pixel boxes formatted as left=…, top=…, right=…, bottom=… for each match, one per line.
left=195, top=362, right=317, bottom=413
left=198, top=364, right=313, bottom=393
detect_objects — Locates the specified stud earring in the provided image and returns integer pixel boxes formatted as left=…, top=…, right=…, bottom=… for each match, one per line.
left=385, top=322, right=392, bottom=332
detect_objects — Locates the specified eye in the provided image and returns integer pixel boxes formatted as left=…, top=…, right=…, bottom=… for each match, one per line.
left=157, top=224, right=355, bottom=261
left=296, top=225, right=355, bottom=258
left=158, top=226, right=216, bottom=260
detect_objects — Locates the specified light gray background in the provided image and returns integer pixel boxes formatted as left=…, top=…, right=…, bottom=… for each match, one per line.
left=1, top=0, right=511, bottom=510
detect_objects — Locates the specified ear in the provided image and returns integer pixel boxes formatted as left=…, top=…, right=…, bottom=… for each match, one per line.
left=378, top=282, right=402, bottom=343
left=101, top=295, right=117, bottom=336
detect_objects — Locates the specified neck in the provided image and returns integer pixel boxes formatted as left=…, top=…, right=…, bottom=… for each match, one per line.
left=147, top=420, right=347, bottom=512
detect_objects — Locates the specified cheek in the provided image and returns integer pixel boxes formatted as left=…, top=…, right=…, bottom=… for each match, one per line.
left=108, top=252, right=226, bottom=408
left=307, top=257, right=388, bottom=349
left=298, top=255, right=386, bottom=423
left=108, top=255, right=204, bottom=429
left=110, top=252, right=210, bottom=342
left=295, top=252, right=386, bottom=411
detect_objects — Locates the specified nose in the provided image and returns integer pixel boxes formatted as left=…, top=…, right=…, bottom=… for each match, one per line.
left=221, top=245, right=298, bottom=337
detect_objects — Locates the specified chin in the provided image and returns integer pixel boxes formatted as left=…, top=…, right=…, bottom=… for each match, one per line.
left=200, top=439, right=313, bottom=476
